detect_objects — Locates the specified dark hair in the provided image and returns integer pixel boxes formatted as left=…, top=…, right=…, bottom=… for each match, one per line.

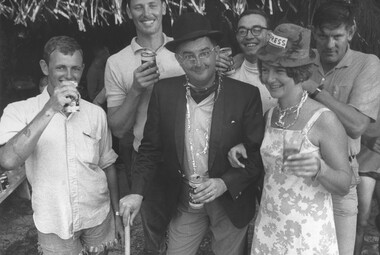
left=43, top=36, right=83, bottom=64
left=126, top=0, right=163, bottom=7
left=313, top=1, right=355, bottom=30
left=237, top=9, right=270, bottom=29
left=258, top=60, right=313, bottom=85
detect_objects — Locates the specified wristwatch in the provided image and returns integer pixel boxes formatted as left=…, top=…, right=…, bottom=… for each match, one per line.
left=309, top=84, right=324, bottom=99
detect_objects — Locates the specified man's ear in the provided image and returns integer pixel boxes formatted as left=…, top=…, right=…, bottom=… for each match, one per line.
left=39, top=59, right=49, bottom=76
left=162, top=1, right=167, bottom=16
left=347, top=23, right=356, bottom=42
left=126, top=5, right=132, bottom=19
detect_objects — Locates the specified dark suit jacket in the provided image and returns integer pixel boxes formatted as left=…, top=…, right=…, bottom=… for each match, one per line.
left=131, top=75, right=264, bottom=228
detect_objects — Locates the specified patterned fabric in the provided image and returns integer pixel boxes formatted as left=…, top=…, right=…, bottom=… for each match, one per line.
left=251, top=107, right=339, bottom=255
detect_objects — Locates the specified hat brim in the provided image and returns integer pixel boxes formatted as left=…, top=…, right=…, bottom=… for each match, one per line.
left=257, top=44, right=316, bottom=67
left=165, top=30, right=223, bottom=53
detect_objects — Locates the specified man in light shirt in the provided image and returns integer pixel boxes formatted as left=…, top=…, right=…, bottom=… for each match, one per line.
left=302, top=2, right=380, bottom=254
left=104, top=0, right=184, bottom=253
left=0, top=36, right=123, bottom=255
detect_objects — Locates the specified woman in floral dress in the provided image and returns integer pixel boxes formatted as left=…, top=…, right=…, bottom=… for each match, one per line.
left=228, top=23, right=352, bottom=255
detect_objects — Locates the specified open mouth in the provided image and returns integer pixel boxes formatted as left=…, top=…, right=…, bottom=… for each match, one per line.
left=141, top=19, right=155, bottom=26
left=244, top=42, right=259, bottom=48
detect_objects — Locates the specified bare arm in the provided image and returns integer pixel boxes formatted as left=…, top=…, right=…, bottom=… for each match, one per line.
left=285, top=111, right=351, bottom=195
left=313, top=90, right=370, bottom=139
left=107, top=61, right=160, bottom=138
left=93, top=87, right=107, bottom=106
left=104, top=164, right=124, bottom=241
left=0, top=84, right=78, bottom=170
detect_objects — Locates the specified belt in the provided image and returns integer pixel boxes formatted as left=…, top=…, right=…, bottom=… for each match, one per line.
left=348, top=155, right=356, bottom=162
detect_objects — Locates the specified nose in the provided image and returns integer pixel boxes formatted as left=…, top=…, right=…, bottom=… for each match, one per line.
left=192, top=56, right=202, bottom=66
left=326, top=37, right=335, bottom=49
left=266, top=69, right=277, bottom=83
left=245, top=29, right=255, bottom=39
left=143, top=5, right=151, bottom=16
left=65, top=69, right=74, bottom=80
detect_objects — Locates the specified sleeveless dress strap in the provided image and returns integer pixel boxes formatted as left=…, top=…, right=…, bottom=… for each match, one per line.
left=302, top=108, right=330, bottom=135
left=266, top=108, right=274, bottom=128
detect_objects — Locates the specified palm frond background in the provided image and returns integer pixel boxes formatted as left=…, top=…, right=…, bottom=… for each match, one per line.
left=0, top=0, right=379, bottom=112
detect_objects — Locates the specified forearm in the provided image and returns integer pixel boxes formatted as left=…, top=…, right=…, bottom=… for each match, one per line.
left=315, top=160, right=351, bottom=196
left=314, top=90, right=369, bottom=138
left=108, top=89, right=143, bottom=138
left=105, top=164, right=120, bottom=213
left=0, top=107, right=55, bottom=170
left=93, top=88, right=107, bottom=105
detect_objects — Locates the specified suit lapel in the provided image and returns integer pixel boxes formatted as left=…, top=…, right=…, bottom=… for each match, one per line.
left=175, top=83, right=187, bottom=171
left=208, top=81, right=225, bottom=171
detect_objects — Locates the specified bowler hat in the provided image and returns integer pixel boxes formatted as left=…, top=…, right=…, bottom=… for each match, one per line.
left=165, top=12, right=223, bottom=53
left=257, top=23, right=315, bottom=67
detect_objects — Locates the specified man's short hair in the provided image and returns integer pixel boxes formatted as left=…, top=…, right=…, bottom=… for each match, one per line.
left=237, top=9, right=270, bottom=29
left=312, top=1, right=355, bottom=30
left=43, top=36, right=83, bottom=64
left=126, top=0, right=163, bottom=7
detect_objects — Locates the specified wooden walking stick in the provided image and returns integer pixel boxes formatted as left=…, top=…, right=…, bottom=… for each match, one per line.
left=124, top=220, right=130, bottom=255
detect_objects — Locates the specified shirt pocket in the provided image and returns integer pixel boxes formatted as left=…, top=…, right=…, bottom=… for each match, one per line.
left=79, top=130, right=101, bottom=167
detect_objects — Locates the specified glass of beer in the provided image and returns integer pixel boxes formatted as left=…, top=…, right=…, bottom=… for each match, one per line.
left=62, top=81, right=79, bottom=113
left=219, top=47, right=235, bottom=73
left=189, top=174, right=205, bottom=209
left=141, top=49, right=157, bottom=69
left=283, top=132, right=304, bottom=166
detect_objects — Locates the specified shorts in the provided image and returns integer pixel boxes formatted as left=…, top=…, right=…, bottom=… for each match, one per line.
left=37, top=209, right=117, bottom=255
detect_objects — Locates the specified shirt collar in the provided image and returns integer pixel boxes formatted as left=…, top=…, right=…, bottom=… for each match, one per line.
left=131, top=33, right=172, bottom=54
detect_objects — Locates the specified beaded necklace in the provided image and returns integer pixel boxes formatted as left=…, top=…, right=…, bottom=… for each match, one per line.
left=275, top=90, right=308, bottom=129
left=184, top=74, right=222, bottom=175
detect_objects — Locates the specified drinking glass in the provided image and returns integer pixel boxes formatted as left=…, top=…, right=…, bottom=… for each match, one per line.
left=283, top=132, right=304, bottom=164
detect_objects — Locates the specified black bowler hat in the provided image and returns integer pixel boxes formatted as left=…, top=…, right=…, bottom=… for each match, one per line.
left=165, top=12, right=223, bottom=53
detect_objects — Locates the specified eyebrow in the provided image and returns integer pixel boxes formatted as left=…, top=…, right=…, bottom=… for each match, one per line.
left=181, top=47, right=211, bottom=54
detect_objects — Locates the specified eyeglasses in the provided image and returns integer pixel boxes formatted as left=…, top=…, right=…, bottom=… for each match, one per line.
left=178, top=47, right=216, bottom=65
left=236, top=26, right=267, bottom=37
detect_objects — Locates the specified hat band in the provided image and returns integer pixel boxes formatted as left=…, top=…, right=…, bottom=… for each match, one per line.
left=269, top=33, right=288, bottom=49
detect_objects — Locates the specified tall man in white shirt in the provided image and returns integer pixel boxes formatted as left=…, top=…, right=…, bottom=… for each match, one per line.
left=0, top=36, right=123, bottom=255
left=104, top=0, right=184, bottom=253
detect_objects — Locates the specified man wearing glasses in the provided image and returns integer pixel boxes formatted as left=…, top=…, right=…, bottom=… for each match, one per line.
left=119, top=12, right=264, bottom=255
left=230, top=9, right=277, bottom=114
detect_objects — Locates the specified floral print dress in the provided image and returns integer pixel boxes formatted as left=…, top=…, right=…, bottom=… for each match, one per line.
left=251, top=108, right=339, bottom=255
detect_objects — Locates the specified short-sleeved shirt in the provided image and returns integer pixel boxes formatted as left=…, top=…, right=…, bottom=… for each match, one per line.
left=0, top=89, right=118, bottom=239
left=310, top=48, right=380, bottom=156
left=230, top=60, right=277, bottom=114
left=104, top=34, right=184, bottom=151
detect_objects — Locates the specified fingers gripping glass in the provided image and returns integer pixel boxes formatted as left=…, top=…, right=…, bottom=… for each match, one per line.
left=236, top=25, right=267, bottom=37
left=178, top=47, right=216, bottom=65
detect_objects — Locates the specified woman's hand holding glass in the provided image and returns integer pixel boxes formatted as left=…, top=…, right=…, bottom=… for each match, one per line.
left=283, top=152, right=322, bottom=179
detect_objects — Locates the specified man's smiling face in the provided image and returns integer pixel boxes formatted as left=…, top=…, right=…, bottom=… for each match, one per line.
left=236, top=13, right=268, bottom=62
left=127, top=0, right=166, bottom=37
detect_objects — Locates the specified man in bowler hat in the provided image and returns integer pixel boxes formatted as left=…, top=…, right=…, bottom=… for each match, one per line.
left=119, top=12, right=265, bottom=254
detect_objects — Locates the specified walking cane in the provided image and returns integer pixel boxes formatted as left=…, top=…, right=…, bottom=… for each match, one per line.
left=125, top=221, right=131, bottom=255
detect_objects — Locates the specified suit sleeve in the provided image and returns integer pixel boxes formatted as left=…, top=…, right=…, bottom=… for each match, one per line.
left=130, top=84, right=162, bottom=196
left=221, top=88, right=265, bottom=200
